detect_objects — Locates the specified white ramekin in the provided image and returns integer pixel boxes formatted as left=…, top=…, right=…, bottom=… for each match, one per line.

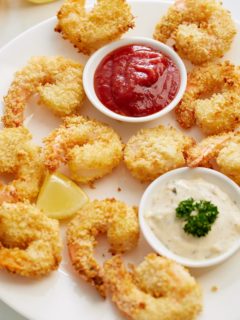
left=83, top=37, right=187, bottom=123
left=139, top=167, right=240, bottom=268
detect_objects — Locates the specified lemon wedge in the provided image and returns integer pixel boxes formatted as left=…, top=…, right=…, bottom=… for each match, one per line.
left=37, top=172, right=89, bottom=220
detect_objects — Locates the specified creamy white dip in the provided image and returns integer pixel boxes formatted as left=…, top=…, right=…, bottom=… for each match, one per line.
left=145, top=179, right=240, bottom=260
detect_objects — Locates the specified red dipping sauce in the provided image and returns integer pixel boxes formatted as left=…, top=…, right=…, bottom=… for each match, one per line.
left=94, top=44, right=181, bottom=117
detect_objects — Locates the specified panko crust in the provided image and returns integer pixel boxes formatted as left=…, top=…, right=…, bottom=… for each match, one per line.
left=176, top=61, right=240, bottom=135
left=43, top=116, right=123, bottom=184
left=217, top=135, right=240, bottom=184
left=3, top=56, right=85, bottom=128
left=67, top=199, right=139, bottom=297
left=104, top=254, right=202, bottom=320
left=55, top=0, right=135, bottom=55
left=154, top=0, right=236, bottom=65
left=9, top=144, right=44, bottom=202
left=186, top=132, right=233, bottom=168
left=0, top=127, right=44, bottom=203
left=186, top=132, right=240, bottom=184
left=0, top=202, right=62, bottom=277
left=195, top=92, right=240, bottom=135
left=0, top=127, right=31, bottom=173
left=124, top=126, right=195, bottom=182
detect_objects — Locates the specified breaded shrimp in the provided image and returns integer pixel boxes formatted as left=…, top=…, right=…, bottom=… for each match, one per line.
left=55, top=0, right=135, bottom=55
left=0, top=202, right=62, bottom=277
left=154, top=0, right=236, bottom=65
left=67, top=199, right=139, bottom=297
left=0, top=127, right=44, bottom=203
left=43, top=116, right=123, bottom=184
left=3, top=56, right=85, bottom=128
left=104, top=254, right=202, bottom=320
left=124, top=126, right=195, bottom=182
left=186, top=132, right=234, bottom=167
left=175, top=61, right=240, bottom=135
left=186, top=132, right=240, bottom=184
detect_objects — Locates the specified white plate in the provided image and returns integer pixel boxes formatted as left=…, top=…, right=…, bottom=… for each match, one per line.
left=0, top=1, right=240, bottom=319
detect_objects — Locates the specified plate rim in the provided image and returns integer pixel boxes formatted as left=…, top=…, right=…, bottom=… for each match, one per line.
left=0, top=1, right=240, bottom=319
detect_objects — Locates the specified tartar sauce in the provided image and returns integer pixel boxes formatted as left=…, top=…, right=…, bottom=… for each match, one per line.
left=144, top=179, right=240, bottom=260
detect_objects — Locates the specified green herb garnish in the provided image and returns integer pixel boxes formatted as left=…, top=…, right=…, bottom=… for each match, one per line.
left=176, top=198, right=219, bottom=237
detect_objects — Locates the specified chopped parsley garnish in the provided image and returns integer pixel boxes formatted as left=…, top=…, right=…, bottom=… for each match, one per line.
left=176, top=198, right=219, bottom=237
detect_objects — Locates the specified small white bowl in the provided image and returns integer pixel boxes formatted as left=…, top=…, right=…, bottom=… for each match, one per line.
left=139, top=167, right=240, bottom=268
left=83, top=37, right=187, bottom=123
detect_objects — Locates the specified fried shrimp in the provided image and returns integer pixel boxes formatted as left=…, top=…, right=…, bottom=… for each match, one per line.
left=3, top=56, right=85, bottom=128
left=0, top=127, right=44, bottom=203
left=186, top=132, right=240, bottom=184
left=104, top=254, right=202, bottom=320
left=55, top=0, right=135, bottom=55
left=124, top=126, right=195, bottom=182
left=67, top=199, right=139, bottom=297
left=175, top=61, right=240, bottom=135
left=154, top=0, right=236, bottom=65
left=0, top=202, right=62, bottom=277
left=44, top=116, right=123, bottom=184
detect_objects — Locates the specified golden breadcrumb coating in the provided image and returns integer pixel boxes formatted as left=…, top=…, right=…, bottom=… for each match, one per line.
left=175, top=61, right=240, bottom=135
left=67, top=199, right=139, bottom=297
left=0, top=127, right=31, bottom=173
left=124, top=126, right=195, bottom=182
left=0, top=127, right=44, bottom=203
left=55, top=0, right=135, bottom=55
left=0, top=202, right=62, bottom=277
left=217, top=135, right=240, bottom=185
left=186, top=132, right=233, bottom=167
left=186, top=131, right=240, bottom=184
left=154, top=0, right=236, bottom=65
left=3, top=56, right=85, bottom=127
left=43, top=116, right=123, bottom=184
left=104, top=254, right=202, bottom=320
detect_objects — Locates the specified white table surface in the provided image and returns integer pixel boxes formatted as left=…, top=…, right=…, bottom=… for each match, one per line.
left=0, top=0, right=239, bottom=319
